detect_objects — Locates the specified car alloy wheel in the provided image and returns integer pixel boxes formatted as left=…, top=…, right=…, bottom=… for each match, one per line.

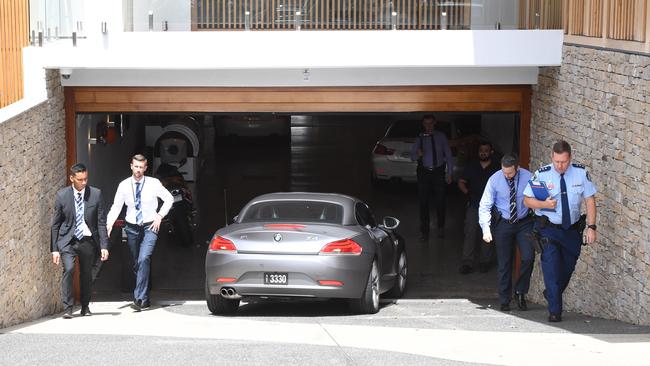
left=397, top=251, right=407, bottom=293
left=387, top=249, right=408, bottom=298
left=351, top=259, right=380, bottom=314
left=370, top=260, right=380, bottom=311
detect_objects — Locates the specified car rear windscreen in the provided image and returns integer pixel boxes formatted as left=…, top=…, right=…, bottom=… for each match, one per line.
left=386, top=120, right=421, bottom=138
left=241, top=201, right=344, bottom=224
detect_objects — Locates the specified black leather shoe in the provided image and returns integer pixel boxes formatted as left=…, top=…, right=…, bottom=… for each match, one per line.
left=478, top=263, right=489, bottom=273
left=500, top=303, right=511, bottom=311
left=548, top=313, right=562, bottom=322
left=81, top=306, right=92, bottom=316
left=140, top=300, right=151, bottom=310
left=516, top=294, right=528, bottom=311
left=459, top=264, right=473, bottom=274
left=131, top=300, right=142, bottom=311
left=62, top=309, right=73, bottom=319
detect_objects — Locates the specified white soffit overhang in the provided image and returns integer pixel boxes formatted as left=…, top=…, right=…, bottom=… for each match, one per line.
left=43, top=30, right=563, bottom=87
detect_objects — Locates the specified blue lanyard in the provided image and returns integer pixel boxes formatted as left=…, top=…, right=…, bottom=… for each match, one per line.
left=131, top=176, right=146, bottom=203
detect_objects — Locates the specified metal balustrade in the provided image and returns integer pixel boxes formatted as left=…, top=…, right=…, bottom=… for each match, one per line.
left=192, top=0, right=472, bottom=31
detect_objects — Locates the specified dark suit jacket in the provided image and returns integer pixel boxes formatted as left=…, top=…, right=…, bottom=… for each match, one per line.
left=51, top=186, right=109, bottom=253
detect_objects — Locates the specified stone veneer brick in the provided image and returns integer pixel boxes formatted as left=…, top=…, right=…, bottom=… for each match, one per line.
left=529, top=44, right=650, bottom=325
left=0, top=70, right=66, bottom=328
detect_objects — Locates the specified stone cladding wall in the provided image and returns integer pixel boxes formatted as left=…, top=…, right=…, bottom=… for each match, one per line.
left=529, top=44, right=650, bottom=325
left=0, top=70, right=66, bottom=328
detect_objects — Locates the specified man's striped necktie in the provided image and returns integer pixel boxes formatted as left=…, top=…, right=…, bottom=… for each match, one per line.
left=135, top=182, right=143, bottom=225
left=508, top=178, right=518, bottom=224
left=74, top=192, right=84, bottom=240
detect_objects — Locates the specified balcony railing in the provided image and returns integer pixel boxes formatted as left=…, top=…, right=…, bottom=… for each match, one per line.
left=29, top=0, right=560, bottom=37
left=193, top=0, right=472, bottom=31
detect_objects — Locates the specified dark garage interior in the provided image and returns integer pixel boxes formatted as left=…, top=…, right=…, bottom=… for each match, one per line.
left=75, top=111, right=519, bottom=303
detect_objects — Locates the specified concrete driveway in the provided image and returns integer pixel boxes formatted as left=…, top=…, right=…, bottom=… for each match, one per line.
left=3, top=297, right=650, bottom=366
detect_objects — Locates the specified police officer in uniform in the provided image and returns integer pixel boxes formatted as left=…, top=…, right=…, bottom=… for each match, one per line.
left=478, top=153, right=535, bottom=311
left=523, top=140, right=597, bottom=322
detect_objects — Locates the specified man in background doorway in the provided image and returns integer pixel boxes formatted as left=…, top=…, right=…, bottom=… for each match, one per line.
left=458, top=141, right=499, bottom=274
left=411, top=115, right=453, bottom=241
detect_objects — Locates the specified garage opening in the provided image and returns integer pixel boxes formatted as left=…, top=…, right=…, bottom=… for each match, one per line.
left=75, top=111, right=520, bottom=300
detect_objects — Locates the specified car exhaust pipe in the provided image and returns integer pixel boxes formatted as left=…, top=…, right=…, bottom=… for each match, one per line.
left=220, top=287, right=241, bottom=299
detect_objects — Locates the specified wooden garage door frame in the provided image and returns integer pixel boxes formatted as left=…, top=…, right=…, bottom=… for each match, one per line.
left=65, top=85, right=532, bottom=168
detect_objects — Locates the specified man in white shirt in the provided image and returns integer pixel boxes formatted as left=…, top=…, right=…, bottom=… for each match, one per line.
left=107, top=154, right=173, bottom=311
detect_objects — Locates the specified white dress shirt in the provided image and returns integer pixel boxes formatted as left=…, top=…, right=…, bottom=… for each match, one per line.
left=73, top=187, right=92, bottom=237
left=107, top=176, right=174, bottom=227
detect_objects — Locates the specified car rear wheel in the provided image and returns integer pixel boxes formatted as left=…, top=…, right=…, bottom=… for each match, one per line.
left=205, top=280, right=240, bottom=315
left=387, top=249, right=408, bottom=298
left=350, top=259, right=380, bottom=314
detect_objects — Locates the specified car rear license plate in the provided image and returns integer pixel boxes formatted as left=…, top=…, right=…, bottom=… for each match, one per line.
left=264, top=272, right=288, bottom=285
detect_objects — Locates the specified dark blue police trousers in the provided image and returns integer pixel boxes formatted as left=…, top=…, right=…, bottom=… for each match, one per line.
left=492, top=217, right=535, bottom=305
left=538, top=225, right=582, bottom=315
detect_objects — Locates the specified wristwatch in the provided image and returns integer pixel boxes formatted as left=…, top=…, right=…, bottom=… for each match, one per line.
left=587, top=224, right=597, bottom=231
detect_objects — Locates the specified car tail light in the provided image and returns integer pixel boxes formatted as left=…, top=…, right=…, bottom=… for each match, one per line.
left=318, top=280, right=344, bottom=287
left=319, top=239, right=362, bottom=255
left=209, top=236, right=237, bottom=252
left=373, top=144, right=395, bottom=155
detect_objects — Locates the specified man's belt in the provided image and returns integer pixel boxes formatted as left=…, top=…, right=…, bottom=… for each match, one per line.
left=419, top=165, right=444, bottom=172
left=126, top=221, right=154, bottom=228
left=503, top=215, right=533, bottom=225
left=535, top=215, right=585, bottom=232
left=73, top=235, right=93, bottom=242
left=529, top=214, right=588, bottom=254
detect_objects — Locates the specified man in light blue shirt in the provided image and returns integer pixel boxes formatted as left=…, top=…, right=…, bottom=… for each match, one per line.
left=479, top=153, right=535, bottom=311
left=524, top=140, right=597, bottom=323
left=411, top=115, right=453, bottom=241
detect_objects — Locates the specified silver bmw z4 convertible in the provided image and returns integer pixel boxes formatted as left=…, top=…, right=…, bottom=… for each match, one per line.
left=205, top=192, right=408, bottom=314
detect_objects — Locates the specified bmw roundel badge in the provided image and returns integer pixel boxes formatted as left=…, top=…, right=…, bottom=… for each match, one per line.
left=273, top=233, right=282, bottom=242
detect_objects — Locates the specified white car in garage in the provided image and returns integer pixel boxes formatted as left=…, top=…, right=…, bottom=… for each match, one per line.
left=371, top=120, right=420, bottom=183
left=371, top=120, right=477, bottom=184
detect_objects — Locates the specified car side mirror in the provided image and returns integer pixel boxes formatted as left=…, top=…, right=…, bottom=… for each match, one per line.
left=231, top=215, right=238, bottom=224
left=382, top=216, right=400, bottom=230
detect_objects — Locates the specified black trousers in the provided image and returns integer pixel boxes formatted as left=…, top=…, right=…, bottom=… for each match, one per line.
left=417, top=165, right=446, bottom=234
left=492, top=217, right=535, bottom=304
left=61, top=237, right=96, bottom=311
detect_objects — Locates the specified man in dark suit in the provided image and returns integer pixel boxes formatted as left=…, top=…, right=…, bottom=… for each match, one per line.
left=51, top=163, right=110, bottom=318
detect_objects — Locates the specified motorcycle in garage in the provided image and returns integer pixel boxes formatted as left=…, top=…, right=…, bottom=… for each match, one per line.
left=156, top=162, right=196, bottom=247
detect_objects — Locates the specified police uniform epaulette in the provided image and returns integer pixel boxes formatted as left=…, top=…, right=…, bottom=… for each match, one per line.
left=572, top=163, right=585, bottom=169
left=537, top=166, right=551, bottom=173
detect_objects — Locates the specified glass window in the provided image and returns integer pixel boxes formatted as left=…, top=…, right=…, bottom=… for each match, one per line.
left=355, top=202, right=377, bottom=228
left=241, top=201, right=343, bottom=224
left=386, top=120, right=421, bottom=138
